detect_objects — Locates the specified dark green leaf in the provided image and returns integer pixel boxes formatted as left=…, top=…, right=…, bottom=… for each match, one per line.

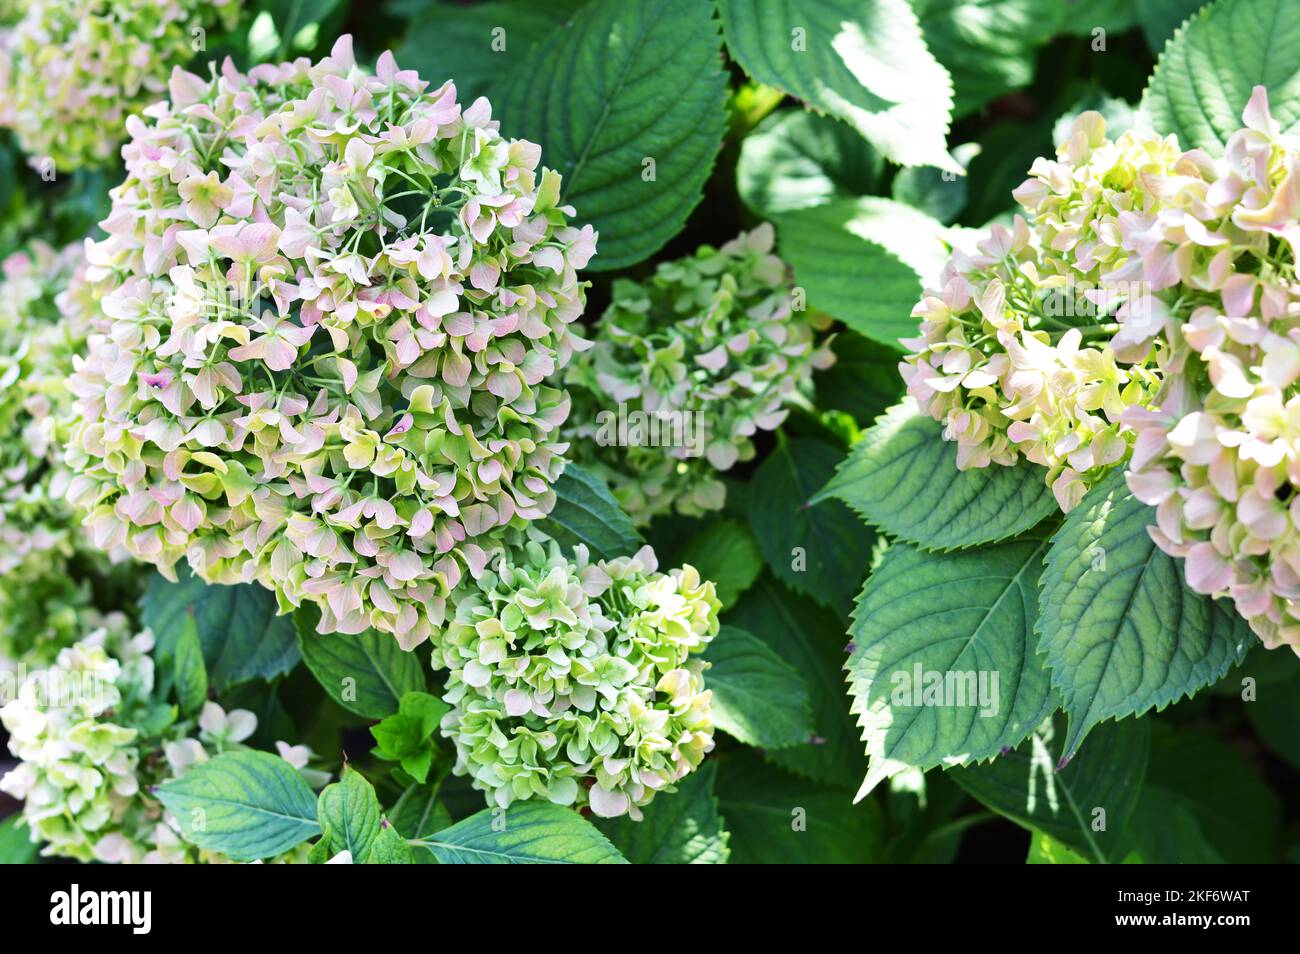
left=950, top=716, right=1149, bottom=863
left=538, top=463, right=643, bottom=560
left=295, top=605, right=426, bottom=719
left=496, top=0, right=728, bottom=270
left=714, top=752, right=882, bottom=863
left=595, top=763, right=730, bottom=864
left=848, top=535, right=1058, bottom=796
left=704, top=625, right=814, bottom=749
left=749, top=436, right=871, bottom=612
left=724, top=576, right=860, bottom=787
left=142, top=568, right=300, bottom=691
left=1038, top=470, right=1252, bottom=759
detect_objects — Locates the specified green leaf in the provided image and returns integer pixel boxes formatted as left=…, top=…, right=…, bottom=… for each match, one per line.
left=390, top=784, right=451, bottom=839
left=250, top=0, right=344, bottom=59
left=736, top=109, right=885, bottom=217
left=172, top=616, right=209, bottom=717
left=141, top=568, right=300, bottom=691
left=0, top=815, right=37, bottom=865
left=748, top=436, right=872, bottom=612
left=714, top=752, right=882, bottom=863
left=1136, top=0, right=1211, bottom=54
left=157, top=751, right=321, bottom=862
left=724, top=575, right=861, bottom=787
left=1038, top=470, right=1252, bottom=760
left=413, top=802, right=628, bottom=864
left=370, top=822, right=415, bottom=864
left=911, top=0, right=1061, bottom=117
left=950, top=715, right=1149, bottom=863
left=294, top=605, right=426, bottom=719
left=816, top=400, right=1058, bottom=550
left=400, top=690, right=449, bottom=736
left=594, top=762, right=730, bottom=864
left=317, top=767, right=383, bottom=864
left=371, top=693, right=445, bottom=783
left=538, top=463, right=643, bottom=560
left=1026, top=830, right=1091, bottom=864
left=775, top=198, right=952, bottom=348
left=848, top=535, right=1058, bottom=796
left=718, top=0, right=958, bottom=172
left=1246, top=659, right=1300, bottom=772
left=674, top=519, right=762, bottom=609
left=371, top=714, right=422, bottom=759
left=1122, top=722, right=1281, bottom=863
left=1114, top=793, right=1221, bottom=863
left=495, top=0, right=728, bottom=270
left=390, top=782, right=453, bottom=865
left=813, top=330, right=903, bottom=426
left=308, top=827, right=335, bottom=864
left=1141, top=0, right=1300, bottom=154
left=703, top=625, right=814, bottom=749
left=393, top=0, right=585, bottom=103
left=890, top=146, right=972, bottom=224
left=1055, top=0, right=1136, bottom=33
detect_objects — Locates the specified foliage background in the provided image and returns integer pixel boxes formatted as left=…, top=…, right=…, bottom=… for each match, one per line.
left=0, top=0, right=1297, bottom=864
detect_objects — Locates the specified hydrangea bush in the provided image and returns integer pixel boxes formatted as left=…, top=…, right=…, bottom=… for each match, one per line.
left=0, top=0, right=242, bottom=170
left=1, top=0, right=1298, bottom=871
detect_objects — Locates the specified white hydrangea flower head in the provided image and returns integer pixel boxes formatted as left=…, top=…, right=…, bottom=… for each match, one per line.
left=900, top=111, right=1177, bottom=510
left=565, top=224, right=832, bottom=525
left=434, top=530, right=719, bottom=819
left=0, top=0, right=242, bottom=169
left=65, top=36, right=598, bottom=650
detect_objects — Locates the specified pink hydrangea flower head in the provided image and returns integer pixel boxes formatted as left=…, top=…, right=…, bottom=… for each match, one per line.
left=66, top=38, right=598, bottom=648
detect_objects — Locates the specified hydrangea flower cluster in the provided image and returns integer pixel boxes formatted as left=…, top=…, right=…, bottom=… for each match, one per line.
left=1121, top=89, right=1300, bottom=653
left=65, top=37, right=597, bottom=650
left=0, top=625, right=318, bottom=862
left=433, top=532, right=719, bottom=819
left=0, top=0, right=241, bottom=169
left=565, top=224, right=832, bottom=524
left=0, top=243, right=137, bottom=670
left=901, top=113, right=1177, bottom=510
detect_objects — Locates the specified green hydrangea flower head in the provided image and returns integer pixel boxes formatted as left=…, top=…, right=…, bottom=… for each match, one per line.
left=0, top=0, right=242, bottom=169
left=0, top=622, right=154, bottom=861
left=565, top=223, right=832, bottom=524
left=433, top=530, right=719, bottom=819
